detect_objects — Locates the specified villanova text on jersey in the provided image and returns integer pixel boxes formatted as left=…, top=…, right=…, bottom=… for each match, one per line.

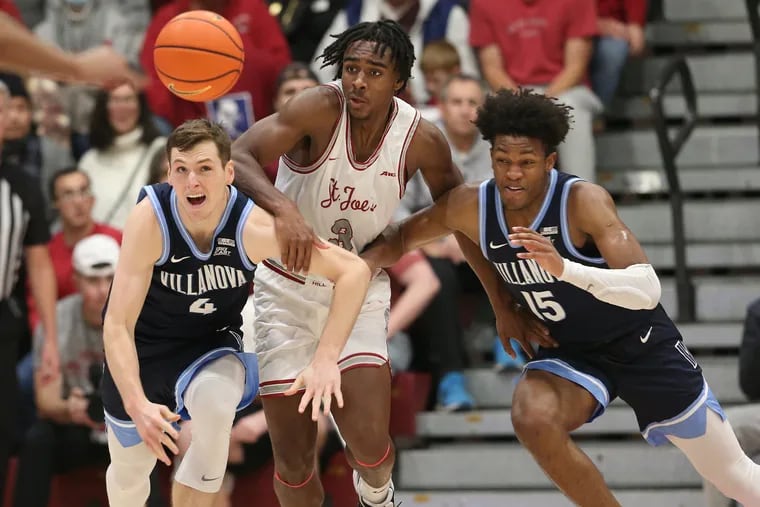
left=119, top=183, right=256, bottom=358
left=478, top=169, right=676, bottom=348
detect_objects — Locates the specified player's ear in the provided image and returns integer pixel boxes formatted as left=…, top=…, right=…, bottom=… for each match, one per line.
left=224, top=159, right=235, bottom=185
left=545, top=151, right=557, bottom=170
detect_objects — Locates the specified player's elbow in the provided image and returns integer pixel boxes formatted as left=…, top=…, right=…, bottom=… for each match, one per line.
left=642, top=264, right=662, bottom=309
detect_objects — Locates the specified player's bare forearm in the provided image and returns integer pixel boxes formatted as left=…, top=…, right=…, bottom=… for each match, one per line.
left=361, top=223, right=405, bottom=270
left=455, top=233, right=514, bottom=308
left=0, top=13, right=78, bottom=78
left=102, top=322, right=148, bottom=413
left=314, top=259, right=371, bottom=362
left=231, top=142, right=295, bottom=218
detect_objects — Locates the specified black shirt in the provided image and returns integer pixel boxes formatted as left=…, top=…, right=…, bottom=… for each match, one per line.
left=0, top=158, right=50, bottom=301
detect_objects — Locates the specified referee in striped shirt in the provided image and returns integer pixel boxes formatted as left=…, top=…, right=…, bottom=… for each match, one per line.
left=0, top=78, right=58, bottom=500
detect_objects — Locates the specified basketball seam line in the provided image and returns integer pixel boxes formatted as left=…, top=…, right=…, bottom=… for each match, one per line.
left=156, top=67, right=241, bottom=83
left=166, top=16, right=244, bottom=53
left=154, top=44, right=244, bottom=63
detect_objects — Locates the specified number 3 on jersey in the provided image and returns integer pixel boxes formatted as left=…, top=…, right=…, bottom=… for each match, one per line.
left=521, top=290, right=566, bottom=322
left=189, top=297, right=217, bottom=315
left=328, top=218, right=355, bottom=251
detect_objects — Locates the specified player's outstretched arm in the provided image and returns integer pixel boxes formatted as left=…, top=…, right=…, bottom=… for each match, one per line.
left=243, top=205, right=372, bottom=419
left=102, top=200, right=179, bottom=463
left=510, top=182, right=661, bottom=310
left=231, top=86, right=339, bottom=273
left=0, top=13, right=143, bottom=86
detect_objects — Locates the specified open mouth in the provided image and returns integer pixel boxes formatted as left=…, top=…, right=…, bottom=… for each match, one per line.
left=505, top=185, right=524, bottom=192
left=187, top=193, right=206, bottom=206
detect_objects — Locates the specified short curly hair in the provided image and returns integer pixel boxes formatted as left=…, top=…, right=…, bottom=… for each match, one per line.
left=475, top=88, right=573, bottom=154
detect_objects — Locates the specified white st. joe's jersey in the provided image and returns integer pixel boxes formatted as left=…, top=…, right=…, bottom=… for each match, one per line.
left=274, top=81, right=421, bottom=254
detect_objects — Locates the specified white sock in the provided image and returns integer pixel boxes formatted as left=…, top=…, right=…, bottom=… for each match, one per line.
left=358, top=475, right=393, bottom=505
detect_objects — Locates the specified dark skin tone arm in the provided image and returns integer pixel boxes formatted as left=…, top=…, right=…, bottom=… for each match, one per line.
left=363, top=184, right=557, bottom=357
left=509, top=182, right=650, bottom=277
left=231, top=86, right=342, bottom=272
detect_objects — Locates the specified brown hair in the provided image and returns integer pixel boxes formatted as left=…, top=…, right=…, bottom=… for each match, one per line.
left=166, top=119, right=231, bottom=164
left=420, top=40, right=460, bottom=73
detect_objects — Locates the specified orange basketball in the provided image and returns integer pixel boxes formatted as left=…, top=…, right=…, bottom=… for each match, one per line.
left=154, top=10, right=244, bottom=102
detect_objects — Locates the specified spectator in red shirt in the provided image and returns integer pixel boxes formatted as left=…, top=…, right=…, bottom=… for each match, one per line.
left=141, top=0, right=292, bottom=130
left=592, top=0, right=648, bottom=107
left=469, top=0, right=602, bottom=182
left=26, top=167, right=122, bottom=330
left=0, top=0, right=22, bottom=23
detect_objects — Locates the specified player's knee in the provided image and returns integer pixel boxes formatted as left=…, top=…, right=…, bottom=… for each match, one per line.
left=274, top=446, right=317, bottom=482
left=511, top=396, right=564, bottom=444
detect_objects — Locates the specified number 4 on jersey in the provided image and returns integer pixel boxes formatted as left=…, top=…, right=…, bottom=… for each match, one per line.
left=189, top=297, right=217, bottom=315
left=520, top=290, right=567, bottom=322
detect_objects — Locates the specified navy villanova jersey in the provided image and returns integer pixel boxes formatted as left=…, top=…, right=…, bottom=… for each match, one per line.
left=126, top=183, right=256, bottom=358
left=479, top=169, right=676, bottom=347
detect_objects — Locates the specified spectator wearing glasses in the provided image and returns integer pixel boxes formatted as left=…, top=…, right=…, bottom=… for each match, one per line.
left=25, top=167, right=122, bottom=331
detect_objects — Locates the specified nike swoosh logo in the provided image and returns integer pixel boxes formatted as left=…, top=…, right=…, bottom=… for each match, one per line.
left=201, top=474, right=222, bottom=482
left=640, top=326, right=653, bottom=343
left=489, top=240, right=509, bottom=249
left=170, top=255, right=190, bottom=263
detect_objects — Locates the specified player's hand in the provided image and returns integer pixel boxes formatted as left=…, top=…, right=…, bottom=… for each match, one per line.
left=273, top=202, right=319, bottom=273
left=509, top=226, right=565, bottom=277
left=492, top=285, right=557, bottom=359
left=284, top=359, right=344, bottom=421
left=72, top=46, right=147, bottom=89
left=67, top=387, right=101, bottom=430
left=130, top=400, right=180, bottom=466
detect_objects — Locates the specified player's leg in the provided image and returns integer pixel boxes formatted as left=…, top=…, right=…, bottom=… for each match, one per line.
left=261, top=395, right=323, bottom=507
left=702, top=404, right=760, bottom=507
left=105, top=429, right=157, bottom=507
left=669, top=408, right=760, bottom=506
left=512, top=367, right=621, bottom=507
left=331, top=365, right=396, bottom=506
left=173, top=354, right=246, bottom=507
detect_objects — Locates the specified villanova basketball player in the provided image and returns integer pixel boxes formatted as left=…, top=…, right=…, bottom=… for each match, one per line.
left=229, top=20, right=522, bottom=507
left=362, top=89, right=760, bottom=507
left=101, top=119, right=372, bottom=507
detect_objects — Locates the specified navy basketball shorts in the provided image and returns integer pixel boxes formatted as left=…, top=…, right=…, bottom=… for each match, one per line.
left=101, top=329, right=258, bottom=447
left=524, top=334, right=726, bottom=446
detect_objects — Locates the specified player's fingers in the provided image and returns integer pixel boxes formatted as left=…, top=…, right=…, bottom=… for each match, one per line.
left=294, top=239, right=309, bottom=274
left=159, top=405, right=181, bottom=422
left=285, top=375, right=305, bottom=396
left=299, top=389, right=314, bottom=414
left=283, top=243, right=296, bottom=273
left=311, top=391, right=323, bottom=421
left=334, top=386, right=344, bottom=409
left=498, top=337, right=516, bottom=359
left=319, top=390, right=331, bottom=418
left=514, top=337, right=535, bottom=359
left=301, top=238, right=313, bottom=273
left=161, top=433, right=179, bottom=455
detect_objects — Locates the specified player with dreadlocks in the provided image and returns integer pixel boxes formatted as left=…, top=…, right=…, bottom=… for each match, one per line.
left=229, top=20, right=554, bottom=507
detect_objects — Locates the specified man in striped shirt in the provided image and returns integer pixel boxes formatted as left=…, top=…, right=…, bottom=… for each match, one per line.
left=0, top=77, right=58, bottom=501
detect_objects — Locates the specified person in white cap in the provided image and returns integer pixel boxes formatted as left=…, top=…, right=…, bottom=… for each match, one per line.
left=11, top=234, right=118, bottom=507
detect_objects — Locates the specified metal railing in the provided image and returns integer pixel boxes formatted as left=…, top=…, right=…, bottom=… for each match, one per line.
left=747, top=0, right=760, bottom=156
left=649, top=57, right=698, bottom=322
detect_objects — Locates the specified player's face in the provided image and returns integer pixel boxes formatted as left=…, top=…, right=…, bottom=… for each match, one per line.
left=107, top=84, right=140, bottom=135
left=168, top=140, right=234, bottom=219
left=77, top=273, right=113, bottom=327
left=440, top=80, right=483, bottom=140
left=54, top=171, right=94, bottom=229
left=491, top=135, right=556, bottom=212
left=341, top=41, right=403, bottom=120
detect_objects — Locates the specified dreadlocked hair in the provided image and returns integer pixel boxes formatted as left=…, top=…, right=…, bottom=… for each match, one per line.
left=318, top=20, right=415, bottom=93
left=475, top=88, right=573, bottom=154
